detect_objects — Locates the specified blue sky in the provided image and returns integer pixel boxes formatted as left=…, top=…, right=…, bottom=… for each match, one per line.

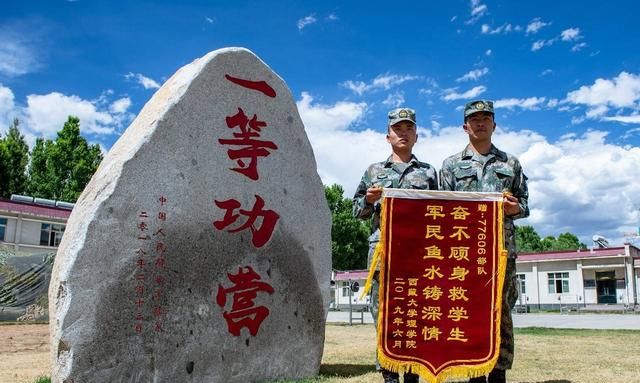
left=2, top=0, right=640, bottom=246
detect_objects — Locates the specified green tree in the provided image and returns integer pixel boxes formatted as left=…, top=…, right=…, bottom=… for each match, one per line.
left=540, top=235, right=557, bottom=252
left=325, top=184, right=370, bottom=270
left=27, top=116, right=103, bottom=202
left=552, top=232, right=587, bottom=251
left=0, top=135, right=8, bottom=198
left=0, top=119, right=30, bottom=198
left=516, top=225, right=587, bottom=253
left=27, top=138, right=54, bottom=198
left=515, top=225, right=543, bottom=253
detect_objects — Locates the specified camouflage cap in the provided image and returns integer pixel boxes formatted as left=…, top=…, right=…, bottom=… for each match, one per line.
left=388, top=107, right=416, bottom=126
left=464, top=100, right=494, bottom=118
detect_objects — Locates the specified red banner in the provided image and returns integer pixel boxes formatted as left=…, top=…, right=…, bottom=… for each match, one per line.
left=365, top=189, right=506, bottom=383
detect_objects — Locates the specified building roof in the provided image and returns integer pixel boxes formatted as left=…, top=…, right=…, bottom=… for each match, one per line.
left=517, top=246, right=636, bottom=262
left=0, top=199, right=72, bottom=220
left=334, top=270, right=369, bottom=280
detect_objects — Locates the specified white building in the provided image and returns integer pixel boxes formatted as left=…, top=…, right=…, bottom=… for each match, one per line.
left=0, top=195, right=73, bottom=255
left=332, top=244, right=640, bottom=312
left=516, top=244, right=640, bottom=310
left=332, top=269, right=370, bottom=310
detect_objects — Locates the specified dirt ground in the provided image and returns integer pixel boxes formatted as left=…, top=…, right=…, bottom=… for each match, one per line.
left=0, top=324, right=50, bottom=383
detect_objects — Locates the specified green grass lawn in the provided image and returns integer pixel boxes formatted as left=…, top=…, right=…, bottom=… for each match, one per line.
left=28, top=325, right=640, bottom=383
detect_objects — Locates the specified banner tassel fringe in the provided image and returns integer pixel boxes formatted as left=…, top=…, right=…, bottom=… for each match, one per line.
left=360, top=198, right=387, bottom=300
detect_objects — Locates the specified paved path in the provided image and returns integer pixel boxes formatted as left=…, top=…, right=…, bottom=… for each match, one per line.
left=326, top=311, right=640, bottom=330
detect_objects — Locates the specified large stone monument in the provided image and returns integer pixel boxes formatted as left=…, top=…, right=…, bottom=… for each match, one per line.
left=49, top=48, right=331, bottom=383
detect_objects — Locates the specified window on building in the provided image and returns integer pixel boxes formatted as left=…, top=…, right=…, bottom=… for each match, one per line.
left=40, top=223, right=65, bottom=247
left=548, top=272, right=570, bottom=294
left=516, top=274, right=526, bottom=295
left=0, top=218, right=6, bottom=241
left=341, top=281, right=350, bottom=297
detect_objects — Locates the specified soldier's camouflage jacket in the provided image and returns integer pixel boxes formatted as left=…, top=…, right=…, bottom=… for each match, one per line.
left=440, top=144, right=529, bottom=370
left=353, top=155, right=438, bottom=268
left=439, top=144, right=529, bottom=258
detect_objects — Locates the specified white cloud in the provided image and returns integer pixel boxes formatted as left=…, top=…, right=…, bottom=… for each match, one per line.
left=526, top=18, right=551, bottom=34
left=566, top=72, right=640, bottom=109
left=471, top=4, right=487, bottom=17
left=571, top=116, right=585, bottom=125
left=298, top=93, right=640, bottom=245
left=571, top=42, right=588, bottom=52
left=584, top=104, right=609, bottom=118
left=109, top=97, right=132, bottom=114
left=382, top=92, right=405, bottom=108
left=531, top=39, right=555, bottom=51
left=622, top=127, right=640, bottom=140
left=516, top=130, right=640, bottom=244
left=0, top=24, right=42, bottom=77
left=481, top=23, right=522, bottom=34
left=561, top=27, right=582, bottom=41
left=125, top=72, right=161, bottom=90
left=297, top=92, right=366, bottom=133
left=466, top=0, right=488, bottom=24
left=485, top=49, right=492, bottom=56
left=0, top=84, right=136, bottom=147
left=602, top=115, right=640, bottom=124
left=547, top=98, right=559, bottom=108
left=540, top=69, right=553, bottom=77
left=494, top=97, right=546, bottom=110
left=531, top=40, right=545, bottom=51
left=419, top=88, right=434, bottom=96
left=26, top=93, right=116, bottom=136
left=296, top=92, right=373, bottom=187
left=456, top=67, right=489, bottom=82
left=558, top=105, right=578, bottom=112
left=442, top=86, right=487, bottom=101
left=326, top=14, right=338, bottom=21
left=342, top=73, right=419, bottom=96
left=297, top=15, right=317, bottom=30
left=205, top=16, right=215, bottom=24
left=0, top=84, right=15, bottom=127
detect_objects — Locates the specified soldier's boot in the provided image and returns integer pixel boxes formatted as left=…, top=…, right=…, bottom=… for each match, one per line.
left=468, top=376, right=487, bottom=383
left=403, top=372, right=419, bottom=383
left=487, top=369, right=506, bottom=383
left=381, top=369, right=400, bottom=383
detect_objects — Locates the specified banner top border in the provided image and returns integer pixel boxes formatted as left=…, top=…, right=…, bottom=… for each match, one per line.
left=382, top=188, right=503, bottom=201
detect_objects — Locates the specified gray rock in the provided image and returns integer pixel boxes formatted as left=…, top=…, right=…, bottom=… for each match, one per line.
left=49, top=47, right=331, bottom=383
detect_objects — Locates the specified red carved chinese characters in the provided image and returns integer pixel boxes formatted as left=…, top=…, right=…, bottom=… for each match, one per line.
left=218, top=107, right=278, bottom=181
left=134, top=211, right=149, bottom=334
left=213, top=195, right=280, bottom=248
left=132, top=196, right=169, bottom=335
left=151, top=196, right=168, bottom=332
left=212, top=76, right=281, bottom=336
left=225, top=75, right=276, bottom=98
left=216, top=266, right=274, bottom=336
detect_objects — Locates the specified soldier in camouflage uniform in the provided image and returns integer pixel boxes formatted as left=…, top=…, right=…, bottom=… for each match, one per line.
left=353, top=107, right=438, bottom=383
left=439, top=100, right=529, bottom=383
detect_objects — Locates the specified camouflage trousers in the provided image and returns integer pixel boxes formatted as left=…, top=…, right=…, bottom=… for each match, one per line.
left=370, top=273, right=382, bottom=370
left=496, top=258, right=518, bottom=370
left=371, top=259, right=518, bottom=371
